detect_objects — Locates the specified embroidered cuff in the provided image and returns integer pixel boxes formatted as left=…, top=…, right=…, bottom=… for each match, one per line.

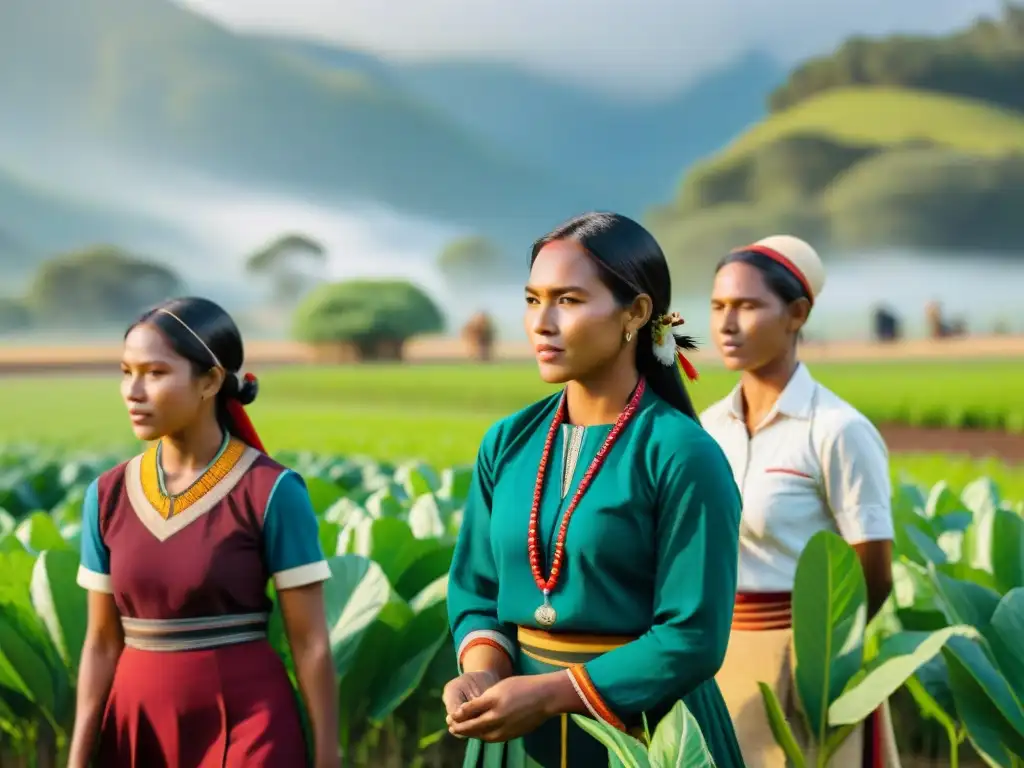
left=273, top=560, right=332, bottom=590
left=457, top=629, right=514, bottom=671
left=76, top=564, right=113, bottom=594
left=568, top=664, right=626, bottom=731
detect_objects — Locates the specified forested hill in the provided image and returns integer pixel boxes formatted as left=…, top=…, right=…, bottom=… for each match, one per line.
left=647, top=3, right=1024, bottom=273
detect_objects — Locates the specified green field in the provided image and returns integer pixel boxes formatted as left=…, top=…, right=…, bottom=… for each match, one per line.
left=2, top=359, right=1022, bottom=494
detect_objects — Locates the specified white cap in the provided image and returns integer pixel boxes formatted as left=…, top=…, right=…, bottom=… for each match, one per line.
left=742, top=235, right=825, bottom=303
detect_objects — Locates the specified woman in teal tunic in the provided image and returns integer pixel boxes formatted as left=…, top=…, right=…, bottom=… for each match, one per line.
left=444, top=212, right=745, bottom=767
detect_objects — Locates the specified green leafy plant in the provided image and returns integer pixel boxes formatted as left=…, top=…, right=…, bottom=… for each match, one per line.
left=573, top=700, right=716, bottom=768
left=761, top=477, right=1024, bottom=768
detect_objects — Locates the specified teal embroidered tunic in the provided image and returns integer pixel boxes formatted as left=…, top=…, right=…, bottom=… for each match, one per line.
left=447, top=386, right=745, bottom=767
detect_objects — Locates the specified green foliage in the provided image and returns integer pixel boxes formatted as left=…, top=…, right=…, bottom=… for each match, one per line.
left=0, top=297, right=31, bottom=333
left=246, top=232, right=327, bottom=306
left=292, top=279, right=445, bottom=354
left=650, top=85, right=1024, bottom=261
left=0, top=443, right=1022, bottom=765
left=435, top=236, right=506, bottom=289
left=762, top=479, right=1024, bottom=766
left=25, top=246, right=183, bottom=328
left=769, top=3, right=1024, bottom=114
left=825, top=148, right=1024, bottom=251
left=574, top=699, right=716, bottom=767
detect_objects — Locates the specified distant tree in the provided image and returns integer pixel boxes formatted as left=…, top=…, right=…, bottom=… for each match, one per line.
left=246, top=233, right=326, bottom=306
left=0, top=297, right=31, bottom=333
left=27, top=246, right=184, bottom=327
left=768, top=3, right=1024, bottom=113
left=292, top=279, right=444, bottom=361
left=436, top=235, right=506, bottom=289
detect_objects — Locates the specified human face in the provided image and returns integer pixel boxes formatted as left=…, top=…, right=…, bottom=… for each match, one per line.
left=524, top=239, right=643, bottom=384
left=120, top=323, right=220, bottom=441
left=710, top=261, right=806, bottom=372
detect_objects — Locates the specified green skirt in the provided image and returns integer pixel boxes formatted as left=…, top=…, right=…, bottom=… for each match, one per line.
left=461, top=632, right=744, bottom=768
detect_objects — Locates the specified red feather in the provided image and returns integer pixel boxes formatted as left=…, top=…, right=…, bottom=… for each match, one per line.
left=677, top=350, right=699, bottom=382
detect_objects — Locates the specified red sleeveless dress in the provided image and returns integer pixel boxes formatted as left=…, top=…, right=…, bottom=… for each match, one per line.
left=76, top=437, right=331, bottom=767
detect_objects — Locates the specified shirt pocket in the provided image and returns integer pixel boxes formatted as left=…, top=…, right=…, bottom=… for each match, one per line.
left=742, top=468, right=822, bottom=539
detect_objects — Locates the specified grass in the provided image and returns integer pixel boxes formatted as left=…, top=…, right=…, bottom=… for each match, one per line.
left=702, top=86, right=1024, bottom=174
left=1, top=359, right=1023, bottom=465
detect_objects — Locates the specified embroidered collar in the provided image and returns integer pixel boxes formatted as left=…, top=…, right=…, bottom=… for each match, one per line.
left=140, top=433, right=246, bottom=519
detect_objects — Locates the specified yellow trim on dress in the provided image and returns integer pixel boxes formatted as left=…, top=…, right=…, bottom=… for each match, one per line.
left=140, top=437, right=247, bottom=519
left=517, top=626, right=634, bottom=654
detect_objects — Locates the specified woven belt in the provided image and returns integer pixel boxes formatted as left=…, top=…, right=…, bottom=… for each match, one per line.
left=121, top=612, right=269, bottom=652
left=732, top=591, right=793, bottom=631
left=516, top=626, right=636, bottom=668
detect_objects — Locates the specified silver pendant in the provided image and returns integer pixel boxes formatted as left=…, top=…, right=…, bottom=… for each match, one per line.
left=534, top=597, right=556, bottom=627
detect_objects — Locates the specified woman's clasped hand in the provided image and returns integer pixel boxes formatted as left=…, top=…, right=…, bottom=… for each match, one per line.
left=444, top=673, right=556, bottom=743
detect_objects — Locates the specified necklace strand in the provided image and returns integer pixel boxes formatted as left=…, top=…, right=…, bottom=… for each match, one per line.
left=528, top=379, right=646, bottom=604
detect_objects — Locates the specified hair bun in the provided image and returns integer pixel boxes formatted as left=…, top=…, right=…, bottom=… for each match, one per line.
left=236, top=372, right=259, bottom=406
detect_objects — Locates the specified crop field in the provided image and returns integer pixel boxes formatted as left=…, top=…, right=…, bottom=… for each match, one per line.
left=2, top=359, right=1023, bottom=457
left=1, top=358, right=1023, bottom=765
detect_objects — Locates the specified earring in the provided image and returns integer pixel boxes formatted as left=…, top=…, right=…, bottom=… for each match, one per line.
left=624, top=330, right=633, bottom=342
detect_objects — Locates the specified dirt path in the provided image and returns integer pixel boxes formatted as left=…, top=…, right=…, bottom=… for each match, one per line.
left=879, top=424, right=1024, bottom=463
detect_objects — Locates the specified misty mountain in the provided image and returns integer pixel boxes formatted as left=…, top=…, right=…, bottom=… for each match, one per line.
left=267, top=39, right=786, bottom=214
left=0, top=0, right=781, bottom=273
left=0, top=0, right=592, bottom=245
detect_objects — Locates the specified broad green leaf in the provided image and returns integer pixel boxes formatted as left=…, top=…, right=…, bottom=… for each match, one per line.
left=792, top=531, right=867, bottom=742
left=931, top=573, right=1001, bottom=628
left=571, top=715, right=650, bottom=768
left=0, top=550, right=35, bottom=605
left=932, top=510, right=973, bottom=535
left=828, top=625, right=978, bottom=725
left=316, top=520, right=341, bottom=557
left=756, top=684, right=806, bottom=768
left=393, top=544, right=455, bottom=603
left=394, top=462, right=440, bottom=498
left=943, top=636, right=1024, bottom=761
left=985, top=588, right=1024, bottom=694
left=407, top=494, right=446, bottom=540
left=322, top=555, right=401, bottom=677
left=990, top=508, right=1024, bottom=593
left=322, top=497, right=366, bottom=527
left=0, top=603, right=57, bottom=718
left=647, top=700, right=716, bottom=768
left=904, top=526, right=947, bottom=565
left=364, top=486, right=405, bottom=518
left=961, top=477, right=1000, bottom=572
left=29, top=550, right=87, bottom=677
left=925, top=481, right=962, bottom=518
left=939, top=561, right=998, bottom=593
left=365, top=599, right=449, bottom=724
left=14, top=513, right=67, bottom=555
left=303, top=477, right=345, bottom=515
left=408, top=575, right=448, bottom=613
left=438, top=466, right=473, bottom=504
left=0, top=510, right=14, bottom=537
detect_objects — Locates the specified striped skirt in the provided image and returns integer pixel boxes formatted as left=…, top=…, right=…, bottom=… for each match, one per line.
left=461, top=627, right=743, bottom=768
left=715, top=592, right=901, bottom=768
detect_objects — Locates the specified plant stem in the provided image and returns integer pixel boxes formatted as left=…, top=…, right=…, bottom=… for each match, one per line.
left=944, top=722, right=958, bottom=768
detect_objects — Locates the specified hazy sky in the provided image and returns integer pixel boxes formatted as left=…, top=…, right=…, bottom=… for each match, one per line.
left=180, top=0, right=1004, bottom=96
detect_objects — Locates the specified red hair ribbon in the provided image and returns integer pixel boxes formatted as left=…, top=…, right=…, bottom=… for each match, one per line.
left=225, top=372, right=266, bottom=453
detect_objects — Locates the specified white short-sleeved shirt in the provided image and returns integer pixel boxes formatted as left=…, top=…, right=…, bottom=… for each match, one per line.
left=700, top=363, right=894, bottom=593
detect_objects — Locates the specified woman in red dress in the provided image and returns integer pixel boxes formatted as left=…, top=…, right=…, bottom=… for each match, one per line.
left=67, top=297, right=340, bottom=768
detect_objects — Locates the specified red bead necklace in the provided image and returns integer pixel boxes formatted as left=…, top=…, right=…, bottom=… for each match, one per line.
left=528, top=378, right=647, bottom=627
